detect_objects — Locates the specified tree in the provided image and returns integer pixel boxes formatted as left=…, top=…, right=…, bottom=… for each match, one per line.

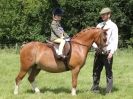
left=0, top=0, right=132, bottom=48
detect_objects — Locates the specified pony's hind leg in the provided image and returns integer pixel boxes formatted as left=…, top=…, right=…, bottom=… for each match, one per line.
left=14, top=69, right=28, bottom=95
left=14, top=55, right=34, bottom=94
left=28, top=65, right=41, bottom=93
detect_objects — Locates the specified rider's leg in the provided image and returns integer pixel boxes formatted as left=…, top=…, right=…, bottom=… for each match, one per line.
left=54, top=38, right=65, bottom=55
left=58, top=39, right=65, bottom=55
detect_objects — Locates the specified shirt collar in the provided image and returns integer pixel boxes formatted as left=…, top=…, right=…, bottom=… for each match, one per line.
left=105, top=19, right=111, bottom=25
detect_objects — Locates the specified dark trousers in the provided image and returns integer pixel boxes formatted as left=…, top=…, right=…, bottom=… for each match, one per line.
left=92, top=52, right=113, bottom=93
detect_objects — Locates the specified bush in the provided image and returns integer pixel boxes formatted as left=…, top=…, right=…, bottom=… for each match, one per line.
left=0, top=0, right=133, bottom=48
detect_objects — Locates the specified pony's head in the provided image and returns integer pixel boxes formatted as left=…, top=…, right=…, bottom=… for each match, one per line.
left=71, top=27, right=107, bottom=49
left=94, top=28, right=107, bottom=49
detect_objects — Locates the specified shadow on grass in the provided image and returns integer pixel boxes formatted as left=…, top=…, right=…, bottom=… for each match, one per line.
left=99, top=86, right=119, bottom=95
left=26, top=87, right=70, bottom=94
left=25, top=87, right=86, bottom=94
left=25, top=86, right=119, bottom=95
left=40, top=87, right=70, bottom=94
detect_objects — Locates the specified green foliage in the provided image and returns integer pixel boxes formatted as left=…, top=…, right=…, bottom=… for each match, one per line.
left=62, top=0, right=105, bottom=35
left=0, top=0, right=50, bottom=43
left=0, top=0, right=133, bottom=47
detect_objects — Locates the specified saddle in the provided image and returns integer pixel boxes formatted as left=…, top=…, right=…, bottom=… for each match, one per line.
left=46, top=39, right=71, bottom=71
left=46, top=39, right=71, bottom=60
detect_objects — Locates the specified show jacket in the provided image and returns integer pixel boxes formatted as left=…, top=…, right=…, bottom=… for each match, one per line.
left=50, top=20, right=68, bottom=41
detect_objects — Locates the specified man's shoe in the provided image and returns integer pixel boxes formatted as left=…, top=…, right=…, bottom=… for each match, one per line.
left=106, top=77, right=113, bottom=93
left=106, top=89, right=112, bottom=93
left=90, top=85, right=100, bottom=93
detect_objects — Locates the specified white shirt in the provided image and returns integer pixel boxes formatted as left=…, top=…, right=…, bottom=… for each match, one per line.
left=92, top=19, right=118, bottom=54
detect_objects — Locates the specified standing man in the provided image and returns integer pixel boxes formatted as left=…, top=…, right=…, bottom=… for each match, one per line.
left=50, top=8, right=69, bottom=58
left=91, top=7, right=118, bottom=93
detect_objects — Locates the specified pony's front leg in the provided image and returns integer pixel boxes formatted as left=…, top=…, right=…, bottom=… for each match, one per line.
left=71, top=67, right=80, bottom=96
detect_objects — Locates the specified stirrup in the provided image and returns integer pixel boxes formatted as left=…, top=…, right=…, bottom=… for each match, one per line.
left=59, top=54, right=66, bottom=58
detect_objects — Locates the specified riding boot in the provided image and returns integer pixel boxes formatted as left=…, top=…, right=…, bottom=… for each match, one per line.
left=90, top=75, right=100, bottom=93
left=106, top=77, right=113, bottom=93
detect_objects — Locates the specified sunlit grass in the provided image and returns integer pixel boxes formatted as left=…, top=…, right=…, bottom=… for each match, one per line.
left=0, top=48, right=133, bottom=99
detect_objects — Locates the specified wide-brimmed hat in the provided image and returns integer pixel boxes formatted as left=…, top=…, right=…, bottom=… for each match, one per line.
left=100, top=7, right=111, bottom=15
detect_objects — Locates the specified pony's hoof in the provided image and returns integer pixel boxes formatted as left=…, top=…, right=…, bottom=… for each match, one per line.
left=14, top=91, right=18, bottom=95
left=34, top=88, right=40, bottom=93
left=71, top=88, right=76, bottom=96
left=71, top=93, right=77, bottom=96
left=71, top=91, right=77, bottom=96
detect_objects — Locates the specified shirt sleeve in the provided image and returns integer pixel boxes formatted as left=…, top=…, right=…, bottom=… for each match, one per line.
left=96, top=22, right=105, bottom=28
left=109, top=24, right=118, bottom=54
left=92, top=43, right=98, bottom=49
left=96, top=24, right=101, bottom=28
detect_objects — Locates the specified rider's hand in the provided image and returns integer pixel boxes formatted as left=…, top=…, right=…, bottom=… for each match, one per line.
left=61, top=36, right=64, bottom=39
left=95, top=48, right=102, bottom=54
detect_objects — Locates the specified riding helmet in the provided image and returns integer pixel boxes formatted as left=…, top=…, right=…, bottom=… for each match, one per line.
left=52, top=8, right=64, bottom=16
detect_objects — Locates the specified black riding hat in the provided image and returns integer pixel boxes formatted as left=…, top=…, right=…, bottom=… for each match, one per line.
left=52, top=8, right=64, bottom=16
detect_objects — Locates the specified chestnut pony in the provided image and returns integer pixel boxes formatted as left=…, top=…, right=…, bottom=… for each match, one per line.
left=14, top=27, right=107, bottom=95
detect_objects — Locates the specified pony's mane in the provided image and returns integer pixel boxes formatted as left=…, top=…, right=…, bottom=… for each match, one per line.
left=72, top=27, right=96, bottom=39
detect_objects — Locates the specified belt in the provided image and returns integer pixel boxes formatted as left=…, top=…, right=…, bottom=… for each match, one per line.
left=101, top=50, right=110, bottom=55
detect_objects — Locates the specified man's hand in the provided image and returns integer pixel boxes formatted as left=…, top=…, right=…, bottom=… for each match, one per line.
left=95, top=48, right=102, bottom=54
left=107, top=52, right=113, bottom=59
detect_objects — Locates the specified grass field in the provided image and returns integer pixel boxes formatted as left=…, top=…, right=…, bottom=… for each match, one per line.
left=0, top=48, right=133, bottom=99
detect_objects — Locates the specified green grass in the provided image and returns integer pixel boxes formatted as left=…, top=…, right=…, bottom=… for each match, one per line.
left=0, top=48, right=133, bottom=99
